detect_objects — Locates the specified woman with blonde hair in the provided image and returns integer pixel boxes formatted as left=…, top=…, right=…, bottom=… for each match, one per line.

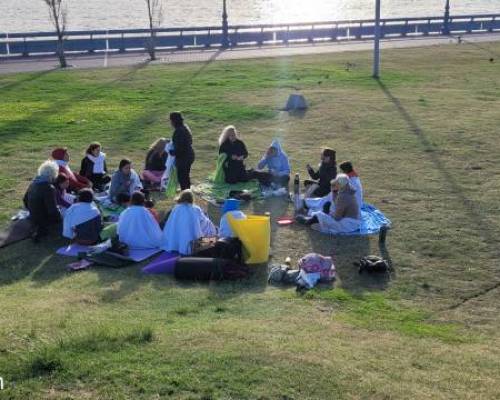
left=142, top=138, right=169, bottom=187
left=23, top=160, right=61, bottom=241
left=218, top=125, right=250, bottom=184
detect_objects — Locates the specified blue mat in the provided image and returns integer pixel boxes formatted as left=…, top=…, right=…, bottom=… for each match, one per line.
left=312, top=204, right=391, bottom=236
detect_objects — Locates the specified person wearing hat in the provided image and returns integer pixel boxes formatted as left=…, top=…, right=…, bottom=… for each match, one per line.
left=219, top=198, right=247, bottom=238
left=169, top=112, right=194, bottom=190
left=304, top=148, right=337, bottom=198
left=51, top=147, right=92, bottom=193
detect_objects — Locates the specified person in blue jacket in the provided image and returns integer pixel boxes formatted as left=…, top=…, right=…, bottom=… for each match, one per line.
left=254, top=139, right=291, bottom=188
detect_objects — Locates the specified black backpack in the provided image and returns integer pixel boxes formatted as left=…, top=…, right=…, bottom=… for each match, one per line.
left=174, top=257, right=250, bottom=281
left=355, top=255, right=391, bottom=274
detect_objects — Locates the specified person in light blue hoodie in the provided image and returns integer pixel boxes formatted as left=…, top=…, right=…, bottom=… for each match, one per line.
left=254, top=139, right=291, bottom=188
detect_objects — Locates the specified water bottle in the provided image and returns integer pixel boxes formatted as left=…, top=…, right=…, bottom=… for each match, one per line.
left=293, top=173, right=301, bottom=212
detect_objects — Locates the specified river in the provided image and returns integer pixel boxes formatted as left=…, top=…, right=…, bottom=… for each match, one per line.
left=1, top=0, right=498, bottom=33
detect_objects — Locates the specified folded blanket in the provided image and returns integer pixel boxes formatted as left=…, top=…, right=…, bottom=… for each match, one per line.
left=311, top=204, right=391, bottom=236
left=193, top=180, right=263, bottom=204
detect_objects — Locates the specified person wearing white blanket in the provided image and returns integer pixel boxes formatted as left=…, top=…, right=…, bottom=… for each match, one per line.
left=161, top=190, right=217, bottom=255
left=63, top=189, right=102, bottom=245
left=117, top=191, right=162, bottom=249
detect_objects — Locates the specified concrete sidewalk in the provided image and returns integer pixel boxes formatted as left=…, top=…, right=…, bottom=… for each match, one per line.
left=1, top=33, right=499, bottom=75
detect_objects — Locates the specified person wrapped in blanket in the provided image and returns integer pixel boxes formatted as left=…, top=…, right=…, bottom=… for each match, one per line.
left=253, top=139, right=291, bottom=189
left=109, top=159, right=143, bottom=205
left=218, top=126, right=251, bottom=184
left=54, top=175, right=76, bottom=216
left=304, top=148, right=337, bottom=198
left=117, top=191, right=162, bottom=249
left=296, top=174, right=360, bottom=234
left=79, top=142, right=111, bottom=192
left=23, top=160, right=62, bottom=242
left=142, top=138, right=168, bottom=189
left=63, top=189, right=103, bottom=245
left=160, top=141, right=176, bottom=192
left=339, top=160, right=363, bottom=214
left=161, top=190, right=217, bottom=255
left=52, top=147, right=92, bottom=193
left=219, top=198, right=247, bottom=238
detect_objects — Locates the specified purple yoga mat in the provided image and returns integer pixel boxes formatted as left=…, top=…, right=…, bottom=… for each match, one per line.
left=142, top=251, right=180, bottom=275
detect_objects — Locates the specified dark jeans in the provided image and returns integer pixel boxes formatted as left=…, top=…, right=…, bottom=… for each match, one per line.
left=252, top=171, right=290, bottom=188
left=177, top=157, right=193, bottom=190
left=89, top=173, right=111, bottom=192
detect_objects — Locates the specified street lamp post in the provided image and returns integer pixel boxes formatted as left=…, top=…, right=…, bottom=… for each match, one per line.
left=443, top=0, right=451, bottom=35
left=222, top=0, right=229, bottom=48
left=373, top=0, right=381, bottom=78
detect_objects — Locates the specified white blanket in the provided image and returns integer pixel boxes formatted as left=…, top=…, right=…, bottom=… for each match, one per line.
left=219, top=210, right=246, bottom=238
left=310, top=211, right=360, bottom=234
left=87, top=152, right=106, bottom=174
left=63, top=202, right=101, bottom=239
left=161, top=204, right=217, bottom=255
left=117, top=205, right=162, bottom=249
left=161, top=142, right=176, bottom=189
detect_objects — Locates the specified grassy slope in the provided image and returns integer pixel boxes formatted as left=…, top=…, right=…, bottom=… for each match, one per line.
left=0, top=42, right=500, bottom=399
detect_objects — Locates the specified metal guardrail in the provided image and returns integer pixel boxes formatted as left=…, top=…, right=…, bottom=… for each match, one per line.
left=1, top=14, right=499, bottom=57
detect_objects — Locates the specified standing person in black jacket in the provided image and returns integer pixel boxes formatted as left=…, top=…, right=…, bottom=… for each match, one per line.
left=23, top=160, right=61, bottom=241
left=169, top=112, right=195, bottom=190
left=304, top=148, right=337, bottom=198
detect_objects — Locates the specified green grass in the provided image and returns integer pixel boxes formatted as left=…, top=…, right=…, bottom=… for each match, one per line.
left=1, top=41, right=500, bottom=399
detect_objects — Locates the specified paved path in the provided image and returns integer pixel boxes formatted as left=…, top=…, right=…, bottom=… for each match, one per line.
left=1, top=33, right=499, bottom=75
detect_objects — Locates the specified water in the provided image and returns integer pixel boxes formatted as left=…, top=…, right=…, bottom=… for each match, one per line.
left=1, top=0, right=498, bottom=33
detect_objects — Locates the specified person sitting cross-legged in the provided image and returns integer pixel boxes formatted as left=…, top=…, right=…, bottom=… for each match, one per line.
left=161, top=190, right=217, bottom=255
left=117, top=191, right=162, bottom=249
left=63, top=189, right=103, bottom=245
left=296, top=174, right=360, bottom=234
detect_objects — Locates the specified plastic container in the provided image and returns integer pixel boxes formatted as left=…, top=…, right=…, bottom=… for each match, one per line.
left=227, top=214, right=270, bottom=264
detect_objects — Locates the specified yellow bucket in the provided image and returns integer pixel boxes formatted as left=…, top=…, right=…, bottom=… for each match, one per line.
left=227, top=214, right=270, bottom=264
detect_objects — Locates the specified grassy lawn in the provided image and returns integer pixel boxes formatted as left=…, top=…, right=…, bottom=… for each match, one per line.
left=1, top=41, right=500, bottom=399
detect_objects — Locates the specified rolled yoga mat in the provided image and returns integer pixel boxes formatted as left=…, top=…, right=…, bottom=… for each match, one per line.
left=174, top=257, right=229, bottom=281
left=142, top=252, right=179, bottom=275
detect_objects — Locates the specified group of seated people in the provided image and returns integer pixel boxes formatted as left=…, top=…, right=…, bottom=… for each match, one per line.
left=22, top=131, right=365, bottom=250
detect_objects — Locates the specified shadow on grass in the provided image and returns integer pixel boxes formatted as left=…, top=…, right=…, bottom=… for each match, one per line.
left=376, top=78, right=500, bottom=306
left=0, top=61, right=151, bottom=146
left=0, top=68, right=56, bottom=92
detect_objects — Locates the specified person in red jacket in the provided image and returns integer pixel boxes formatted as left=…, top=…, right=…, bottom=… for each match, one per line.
left=51, top=147, right=92, bottom=193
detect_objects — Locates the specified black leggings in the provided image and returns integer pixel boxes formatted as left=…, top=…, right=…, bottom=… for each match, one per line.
left=177, top=158, right=193, bottom=190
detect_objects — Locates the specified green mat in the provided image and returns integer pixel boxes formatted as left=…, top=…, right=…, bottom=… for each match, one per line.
left=194, top=180, right=263, bottom=203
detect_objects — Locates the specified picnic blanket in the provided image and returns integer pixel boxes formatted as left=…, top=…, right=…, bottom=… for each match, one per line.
left=312, top=204, right=391, bottom=236
left=56, top=244, right=162, bottom=262
left=193, top=180, right=263, bottom=204
left=0, top=218, right=33, bottom=248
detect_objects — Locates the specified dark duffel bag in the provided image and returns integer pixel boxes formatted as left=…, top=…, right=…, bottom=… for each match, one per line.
left=193, top=237, right=243, bottom=264
left=174, top=257, right=249, bottom=281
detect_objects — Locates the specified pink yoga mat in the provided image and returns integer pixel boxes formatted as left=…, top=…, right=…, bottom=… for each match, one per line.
left=142, top=251, right=180, bottom=275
